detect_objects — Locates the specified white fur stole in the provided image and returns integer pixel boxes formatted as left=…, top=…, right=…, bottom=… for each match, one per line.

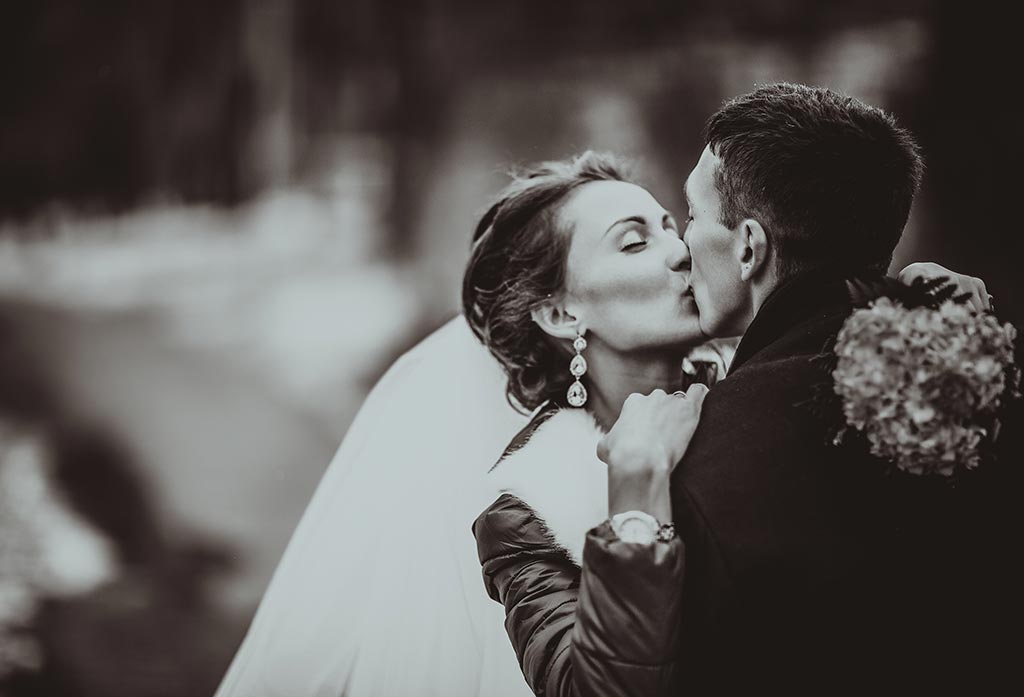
left=487, top=409, right=608, bottom=566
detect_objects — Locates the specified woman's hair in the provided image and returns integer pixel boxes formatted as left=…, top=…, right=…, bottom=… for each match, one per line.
left=462, top=151, right=632, bottom=413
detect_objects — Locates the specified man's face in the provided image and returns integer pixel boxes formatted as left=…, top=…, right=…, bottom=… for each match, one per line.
left=683, top=145, right=749, bottom=338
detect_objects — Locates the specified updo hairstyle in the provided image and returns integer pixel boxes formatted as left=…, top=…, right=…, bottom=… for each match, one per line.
left=462, top=151, right=632, bottom=412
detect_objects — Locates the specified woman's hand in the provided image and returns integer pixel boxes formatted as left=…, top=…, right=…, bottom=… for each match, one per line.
left=898, top=262, right=992, bottom=312
left=597, top=383, right=708, bottom=520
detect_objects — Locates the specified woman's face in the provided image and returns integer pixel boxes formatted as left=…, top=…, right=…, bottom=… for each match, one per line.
left=559, top=180, right=704, bottom=353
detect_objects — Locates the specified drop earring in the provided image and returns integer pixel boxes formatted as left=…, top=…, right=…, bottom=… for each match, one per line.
left=567, top=329, right=588, bottom=407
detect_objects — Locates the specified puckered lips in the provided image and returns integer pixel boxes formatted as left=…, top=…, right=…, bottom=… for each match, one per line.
left=680, top=280, right=695, bottom=299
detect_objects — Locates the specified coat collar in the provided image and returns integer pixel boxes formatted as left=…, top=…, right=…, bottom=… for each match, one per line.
left=488, top=408, right=607, bottom=566
left=729, top=267, right=856, bottom=373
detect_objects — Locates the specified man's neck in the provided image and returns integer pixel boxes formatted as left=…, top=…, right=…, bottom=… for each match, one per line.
left=728, top=267, right=854, bottom=372
left=745, top=273, right=782, bottom=334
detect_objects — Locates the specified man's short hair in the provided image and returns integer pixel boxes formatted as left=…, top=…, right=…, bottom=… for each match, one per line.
left=704, top=83, right=924, bottom=280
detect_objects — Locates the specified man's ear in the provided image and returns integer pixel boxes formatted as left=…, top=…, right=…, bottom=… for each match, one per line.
left=531, top=299, right=581, bottom=340
left=736, top=218, right=771, bottom=282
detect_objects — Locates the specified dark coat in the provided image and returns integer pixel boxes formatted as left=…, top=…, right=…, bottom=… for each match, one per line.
left=669, top=269, right=1021, bottom=693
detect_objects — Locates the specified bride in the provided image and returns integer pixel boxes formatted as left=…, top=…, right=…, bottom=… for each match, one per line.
left=214, top=151, right=984, bottom=697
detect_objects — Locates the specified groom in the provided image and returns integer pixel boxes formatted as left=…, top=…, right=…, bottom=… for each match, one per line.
left=598, top=83, right=1018, bottom=693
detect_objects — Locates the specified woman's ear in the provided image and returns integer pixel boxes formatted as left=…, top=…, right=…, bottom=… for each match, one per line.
left=531, top=299, right=581, bottom=341
left=736, top=218, right=772, bottom=283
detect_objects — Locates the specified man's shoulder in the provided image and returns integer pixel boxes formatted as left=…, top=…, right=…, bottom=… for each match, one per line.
left=699, top=350, right=829, bottom=429
left=676, top=356, right=837, bottom=496
left=673, top=300, right=857, bottom=536
left=672, top=348, right=853, bottom=558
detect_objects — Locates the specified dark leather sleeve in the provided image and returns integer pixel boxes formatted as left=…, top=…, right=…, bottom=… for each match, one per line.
left=474, top=494, right=685, bottom=697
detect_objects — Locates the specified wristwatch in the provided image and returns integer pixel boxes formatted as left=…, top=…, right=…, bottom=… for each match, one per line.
left=609, top=510, right=676, bottom=544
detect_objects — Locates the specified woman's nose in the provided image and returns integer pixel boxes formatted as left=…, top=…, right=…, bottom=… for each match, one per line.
left=667, top=237, right=691, bottom=271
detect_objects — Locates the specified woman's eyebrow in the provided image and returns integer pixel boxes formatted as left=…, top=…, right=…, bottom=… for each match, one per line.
left=603, top=215, right=647, bottom=236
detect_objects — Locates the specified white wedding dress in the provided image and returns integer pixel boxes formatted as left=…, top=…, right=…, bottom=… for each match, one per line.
left=214, top=317, right=536, bottom=697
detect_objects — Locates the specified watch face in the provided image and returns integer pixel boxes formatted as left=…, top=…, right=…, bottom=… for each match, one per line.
left=614, top=515, right=658, bottom=544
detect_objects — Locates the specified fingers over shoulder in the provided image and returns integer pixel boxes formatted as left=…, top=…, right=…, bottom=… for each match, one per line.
left=686, top=382, right=710, bottom=398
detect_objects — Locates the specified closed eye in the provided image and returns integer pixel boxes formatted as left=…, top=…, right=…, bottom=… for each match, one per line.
left=620, top=239, right=647, bottom=252
left=619, top=228, right=647, bottom=251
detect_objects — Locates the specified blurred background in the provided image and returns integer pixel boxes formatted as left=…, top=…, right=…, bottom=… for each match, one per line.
left=0, top=1, right=1017, bottom=694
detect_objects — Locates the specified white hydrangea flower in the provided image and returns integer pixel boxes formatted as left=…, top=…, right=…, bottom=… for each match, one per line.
left=832, top=299, right=1018, bottom=477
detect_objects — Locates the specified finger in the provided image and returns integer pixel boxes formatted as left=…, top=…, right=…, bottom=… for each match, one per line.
left=624, top=392, right=644, bottom=406
left=967, top=280, right=987, bottom=312
left=914, top=271, right=955, bottom=292
left=976, top=278, right=990, bottom=311
left=686, top=384, right=709, bottom=409
left=974, top=284, right=988, bottom=312
left=946, top=275, right=981, bottom=311
left=687, top=382, right=710, bottom=399
left=964, top=286, right=983, bottom=312
left=897, top=262, right=929, bottom=285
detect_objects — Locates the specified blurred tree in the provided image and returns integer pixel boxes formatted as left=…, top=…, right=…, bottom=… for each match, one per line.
left=0, top=0, right=1018, bottom=310
left=0, top=1, right=251, bottom=217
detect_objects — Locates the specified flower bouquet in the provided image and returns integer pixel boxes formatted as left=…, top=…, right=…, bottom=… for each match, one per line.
left=816, top=276, right=1019, bottom=477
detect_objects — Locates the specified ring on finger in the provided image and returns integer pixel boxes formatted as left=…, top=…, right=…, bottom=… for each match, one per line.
left=672, top=390, right=687, bottom=397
